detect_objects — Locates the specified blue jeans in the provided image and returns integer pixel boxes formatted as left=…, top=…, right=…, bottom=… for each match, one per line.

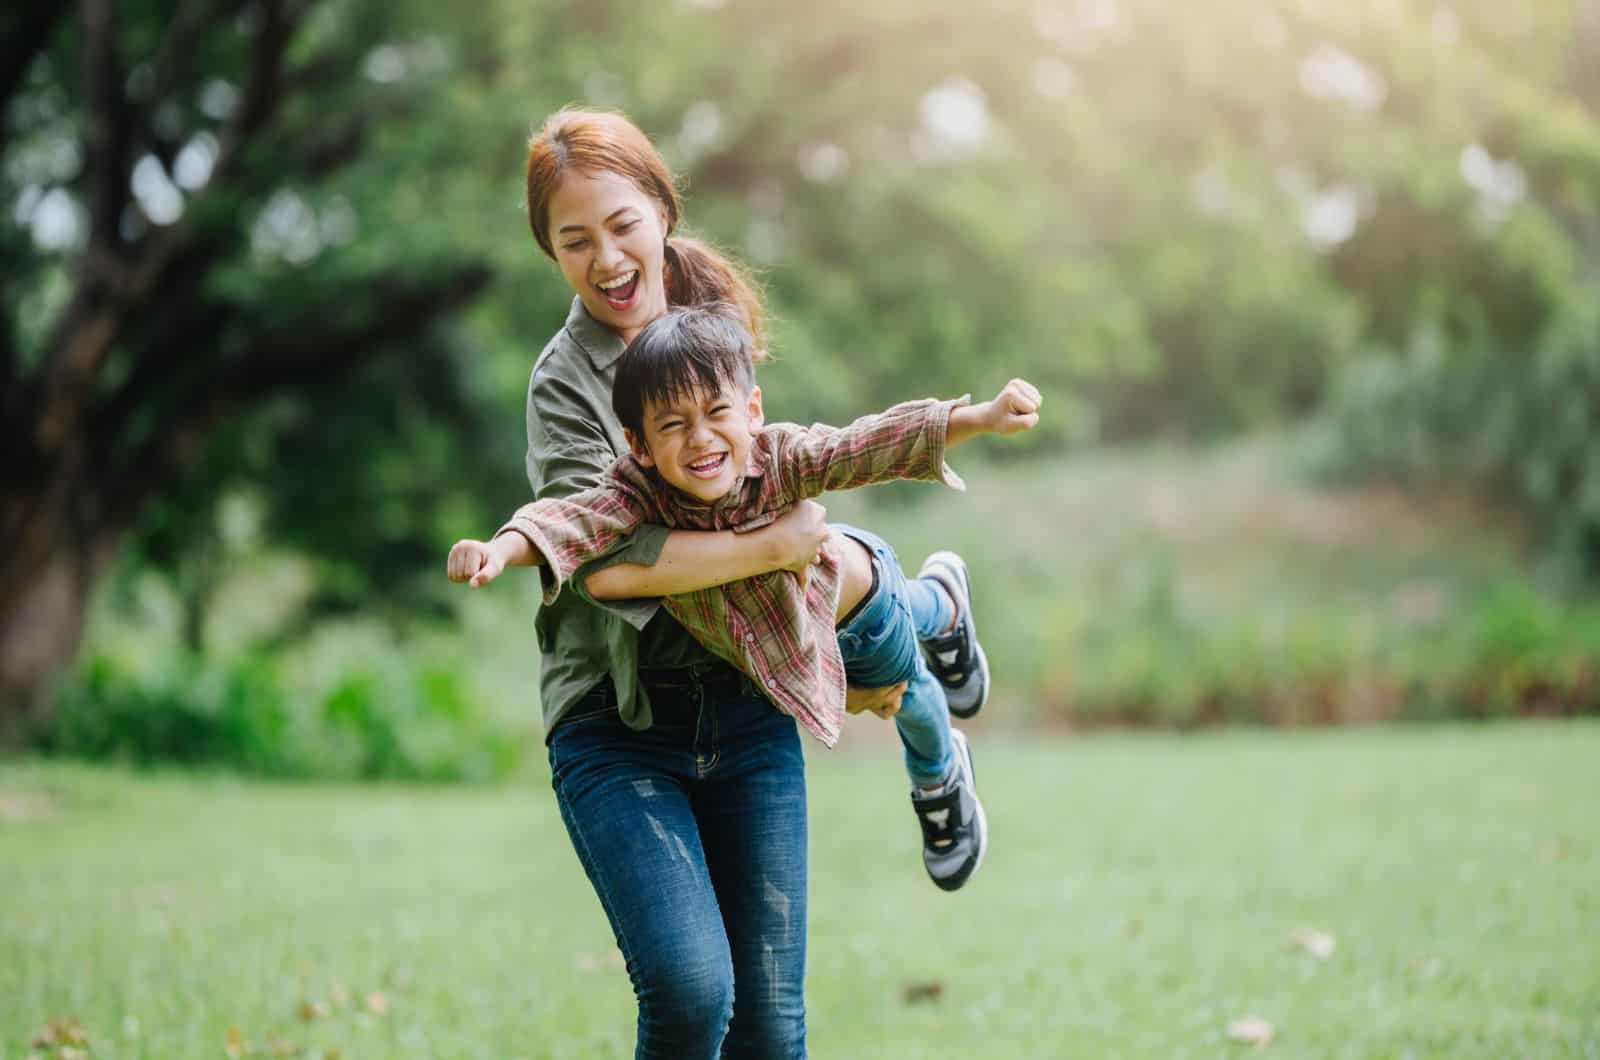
left=548, top=665, right=807, bottom=1059
left=834, top=526, right=956, bottom=789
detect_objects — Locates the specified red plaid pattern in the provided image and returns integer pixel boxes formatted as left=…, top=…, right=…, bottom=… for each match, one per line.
left=496, top=397, right=966, bottom=746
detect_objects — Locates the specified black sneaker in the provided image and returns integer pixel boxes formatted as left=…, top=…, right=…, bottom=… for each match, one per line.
left=911, top=728, right=988, bottom=892
left=917, top=551, right=990, bottom=718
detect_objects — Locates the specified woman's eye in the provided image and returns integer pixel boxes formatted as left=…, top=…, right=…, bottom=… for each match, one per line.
left=616, top=220, right=638, bottom=235
left=562, top=239, right=588, bottom=251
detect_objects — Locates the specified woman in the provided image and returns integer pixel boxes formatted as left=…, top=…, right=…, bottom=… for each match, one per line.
left=516, top=108, right=958, bottom=1058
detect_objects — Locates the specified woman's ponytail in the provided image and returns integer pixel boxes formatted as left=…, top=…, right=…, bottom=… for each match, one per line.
left=664, top=235, right=769, bottom=362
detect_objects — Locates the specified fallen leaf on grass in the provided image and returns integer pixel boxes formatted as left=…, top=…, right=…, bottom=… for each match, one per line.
left=226, top=1026, right=252, bottom=1057
left=264, top=1036, right=302, bottom=1057
left=1288, top=927, right=1335, bottom=960
left=1227, top=1016, right=1275, bottom=1047
left=31, top=1017, right=89, bottom=1048
left=364, top=992, right=388, bottom=1015
left=0, top=791, right=55, bottom=821
left=576, top=950, right=626, bottom=973
left=901, top=980, right=944, bottom=1004
left=298, top=1000, right=330, bottom=1023
left=1408, top=956, right=1441, bottom=978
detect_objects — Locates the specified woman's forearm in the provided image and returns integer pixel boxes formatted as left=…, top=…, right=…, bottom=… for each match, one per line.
left=584, top=527, right=785, bottom=599
left=585, top=528, right=784, bottom=602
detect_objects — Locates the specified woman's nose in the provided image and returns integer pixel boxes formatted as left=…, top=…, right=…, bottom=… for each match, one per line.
left=593, top=236, right=624, bottom=271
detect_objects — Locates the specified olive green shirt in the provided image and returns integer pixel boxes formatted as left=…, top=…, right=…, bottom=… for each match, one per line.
left=522, top=297, right=719, bottom=736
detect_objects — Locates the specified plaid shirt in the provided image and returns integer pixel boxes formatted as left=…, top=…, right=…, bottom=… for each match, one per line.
left=496, top=396, right=967, bottom=747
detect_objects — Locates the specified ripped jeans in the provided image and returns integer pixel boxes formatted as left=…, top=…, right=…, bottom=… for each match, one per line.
left=548, top=664, right=807, bottom=1059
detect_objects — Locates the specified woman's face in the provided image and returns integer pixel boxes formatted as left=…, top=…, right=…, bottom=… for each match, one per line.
left=546, top=169, right=671, bottom=344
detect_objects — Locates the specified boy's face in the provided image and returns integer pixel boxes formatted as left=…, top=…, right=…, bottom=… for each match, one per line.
left=627, top=381, right=764, bottom=503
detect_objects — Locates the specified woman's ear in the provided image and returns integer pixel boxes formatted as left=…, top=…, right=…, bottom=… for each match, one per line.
left=746, top=385, right=764, bottom=432
left=625, top=428, right=655, bottom=468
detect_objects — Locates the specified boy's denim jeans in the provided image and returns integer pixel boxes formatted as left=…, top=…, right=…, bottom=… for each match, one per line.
left=548, top=666, right=807, bottom=1060
left=833, top=525, right=957, bottom=789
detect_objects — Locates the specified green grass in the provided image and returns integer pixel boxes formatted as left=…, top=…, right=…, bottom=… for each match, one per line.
left=5, top=721, right=1598, bottom=1058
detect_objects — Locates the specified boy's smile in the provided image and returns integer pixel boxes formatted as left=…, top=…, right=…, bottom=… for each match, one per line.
left=628, top=383, right=764, bottom=504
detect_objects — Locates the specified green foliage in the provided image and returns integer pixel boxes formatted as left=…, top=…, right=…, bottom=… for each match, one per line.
left=825, top=442, right=1600, bottom=731
left=1323, top=304, right=1600, bottom=578
left=37, top=648, right=523, bottom=782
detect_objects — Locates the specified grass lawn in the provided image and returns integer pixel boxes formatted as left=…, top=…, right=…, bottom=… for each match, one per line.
left=3, top=721, right=1598, bottom=1059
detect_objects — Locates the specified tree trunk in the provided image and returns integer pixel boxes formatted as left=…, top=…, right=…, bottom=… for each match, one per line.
left=0, top=475, right=123, bottom=742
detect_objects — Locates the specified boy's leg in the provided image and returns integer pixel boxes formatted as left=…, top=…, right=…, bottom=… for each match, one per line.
left=915, top=552, right=990, bottom=718
left=893, top=658, right=956, bottom=789
left=835, top=526, right=987, bottom=890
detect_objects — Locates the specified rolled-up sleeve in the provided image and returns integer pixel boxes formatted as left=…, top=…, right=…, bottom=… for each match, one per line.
left=770, top=396, right=970, bottom=501
left=525, top=365, right=665, bottom=630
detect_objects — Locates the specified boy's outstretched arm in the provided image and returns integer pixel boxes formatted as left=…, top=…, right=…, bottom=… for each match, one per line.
left=446, top=479, right=651, bottom=598
left=778, top=377, right=1043, bottom=499
left=946, top=378, right=1042, bottom=447
left=447, top=532, right=538, bottom=589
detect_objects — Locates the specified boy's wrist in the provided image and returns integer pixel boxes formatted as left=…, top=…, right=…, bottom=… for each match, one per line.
left=947, top=402, right=993, bottom=445
left=492, top=529, right=534, bottom=567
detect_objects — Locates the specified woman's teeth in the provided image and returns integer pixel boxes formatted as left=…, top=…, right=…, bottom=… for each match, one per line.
left=597, top=271, right=640, bottom=308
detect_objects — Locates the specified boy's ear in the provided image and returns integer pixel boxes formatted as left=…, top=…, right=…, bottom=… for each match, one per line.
left=624, top=428, right=655, bottom=468
left=746, top=385, right=764, bottom=431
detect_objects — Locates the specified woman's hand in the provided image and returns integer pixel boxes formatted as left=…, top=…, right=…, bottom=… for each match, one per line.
left=447, top=534, right=530, bottom=588
left=766, top=500, right=829, bottom=580
left=845, top=680, right=907, bottom=719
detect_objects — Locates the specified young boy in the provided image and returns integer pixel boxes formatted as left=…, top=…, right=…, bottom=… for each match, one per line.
left=448, top=306, right=1041, bottom=891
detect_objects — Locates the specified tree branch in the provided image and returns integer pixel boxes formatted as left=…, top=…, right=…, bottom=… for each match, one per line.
left=0, top=5, right=67, bottom=132
left=214, top=0, right=295, bottom=180
left=100, top=262, right=492, bottom=525
left=31, top=0, right=308, bottom=459
left=80, top=0, right=132, bottom=255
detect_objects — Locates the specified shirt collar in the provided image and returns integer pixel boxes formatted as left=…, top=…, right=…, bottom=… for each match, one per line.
left=562, top=296, right=627, bottom=372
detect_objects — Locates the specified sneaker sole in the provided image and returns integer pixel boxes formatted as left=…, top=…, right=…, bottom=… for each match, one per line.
left=921, top=552, right=990, bottom=719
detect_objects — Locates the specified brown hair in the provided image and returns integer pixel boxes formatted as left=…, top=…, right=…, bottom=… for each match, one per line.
left=526, top=108, right=768, bottom=355
left=612, top=305, right=755, bottom=437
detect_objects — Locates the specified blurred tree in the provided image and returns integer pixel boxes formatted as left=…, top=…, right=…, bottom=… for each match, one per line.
left=0, top=0, right=497, bottom=734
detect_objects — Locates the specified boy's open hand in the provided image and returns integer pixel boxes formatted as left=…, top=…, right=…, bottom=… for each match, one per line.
left=447, top=538, right=507, bottom=588
left=981, top=378, right=1042, bottom=435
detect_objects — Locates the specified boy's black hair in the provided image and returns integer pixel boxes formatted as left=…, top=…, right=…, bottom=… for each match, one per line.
left=612, top=305, right=756, bottom=436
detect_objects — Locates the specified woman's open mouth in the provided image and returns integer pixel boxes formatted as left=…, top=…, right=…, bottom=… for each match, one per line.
left=597, top=270, right=640, bottom=311
left=685, top=453, right=728, bottom=480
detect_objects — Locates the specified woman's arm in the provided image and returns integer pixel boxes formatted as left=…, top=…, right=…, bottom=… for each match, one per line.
left=584, top=499, right=828, bottom=600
